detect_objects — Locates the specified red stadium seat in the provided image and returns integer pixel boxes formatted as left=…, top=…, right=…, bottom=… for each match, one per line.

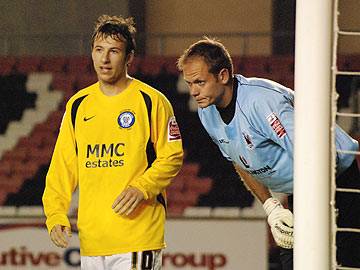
left=0, top=173, right=26, bottom=205
left=0, top=192, right=8, bottom=205
left=28, top=147, right=52, bottom=165
left=33, top=122, right=53, bottom=133
left=12, top=160, right=38, bottom=177
left=67, top=56, right=92, bottom=74
left=0, top=174, right=24, bottom=190
left=0, top=161, right=12, bottom=177
left=232, top=56, right=243, bottom=73
left=47, top=110, right=64, bottom=124
left=15, top=56, right=42, bottom=74
left=41, top=56, right=68, bottom=73
left=166, top=161, right=214, bottom=217
left=51, top=72, right=76, bottom=93
left=167, top=189, right=198, bottom=206
left=0, top=56, right=16, bottom=75
left=30, top=128, right=54, bottom=149
left=187, top=177, right=213, bottom=193
left=167, top=175, right=185, bottom=192
left=75, top=73, right=98, bottom=90
left=278, top=77, right=294, bottom=89
left=128, top=56, right=141, bottom=75
left=167, top=204, right=187, bottom=216
left=1, top=148, right=29, bottom=163
left=179, top=163, right=200, bottom=176
left=269, top=55, right=294, bottom=74
left=138, top=56, right=165, bottom=76
left=16, top=136, right=33, bottom=150
left=241, top=56, right=272, bottom=76
left=163, top=56, right=180, bottom=75
left=33, top=131, right=57, bottom=150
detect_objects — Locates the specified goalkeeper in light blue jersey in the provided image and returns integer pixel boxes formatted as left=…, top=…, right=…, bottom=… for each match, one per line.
left=177, top=37, right=360, bottom=269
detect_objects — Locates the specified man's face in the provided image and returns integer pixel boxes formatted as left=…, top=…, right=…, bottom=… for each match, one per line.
left=91, top=35, right=130, bottom=84
left=182, top=56, right=226, bottom=108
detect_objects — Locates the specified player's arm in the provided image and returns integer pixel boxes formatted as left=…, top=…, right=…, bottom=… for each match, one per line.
left=113, top=95, right=183, bottom=215
left=234, top=163, right=293, bottom=249
left=42, top=104, right=78, bottom=247
left=233, top=163, right=271, bottom=203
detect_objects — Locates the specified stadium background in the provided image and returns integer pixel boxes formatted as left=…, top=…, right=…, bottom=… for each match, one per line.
left=0, top=1, right=359, bottom=269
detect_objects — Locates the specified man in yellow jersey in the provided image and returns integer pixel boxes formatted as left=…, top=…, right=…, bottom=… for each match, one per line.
left=42, top=14, right=183, bottom=270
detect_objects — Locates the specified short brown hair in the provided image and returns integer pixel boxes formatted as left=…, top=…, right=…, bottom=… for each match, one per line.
left=91, top=14, right=136, bottom=55
left=177, top=37, right=233, bottom=77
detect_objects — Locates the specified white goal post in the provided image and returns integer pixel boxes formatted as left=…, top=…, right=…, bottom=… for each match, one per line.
left=294, top=0, right=333, bottom=269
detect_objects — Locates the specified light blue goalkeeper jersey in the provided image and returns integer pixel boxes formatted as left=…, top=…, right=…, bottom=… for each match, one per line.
left=198, top=75, right=358, bottom=194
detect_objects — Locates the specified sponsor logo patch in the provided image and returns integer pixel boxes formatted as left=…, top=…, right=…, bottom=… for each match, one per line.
left=118, top=111, right=135, bottom=129
left=248, top=165, right=274, bottom=175
left=168, top=116, right=181, bottom=141
left=266, top=112, right=287, bottom=138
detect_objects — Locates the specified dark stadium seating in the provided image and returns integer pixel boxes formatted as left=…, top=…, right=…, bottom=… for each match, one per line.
left=339, top=54, right=360, bottom=71
left=2, top=54, right=359, bottom=214
left=3, top=164, right=49, bottom=206
left=0, top=74, right=37, bottom=134
left=239, top=55, right=294, bottom=86
left=167, top=162, right=213, bottom=216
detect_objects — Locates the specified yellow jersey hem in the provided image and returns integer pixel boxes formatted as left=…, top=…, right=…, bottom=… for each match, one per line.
left=80, top=243, right=166, bottom=256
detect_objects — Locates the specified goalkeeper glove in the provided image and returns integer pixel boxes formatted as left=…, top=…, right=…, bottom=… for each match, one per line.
left=263, top=197, right=294, bottom=249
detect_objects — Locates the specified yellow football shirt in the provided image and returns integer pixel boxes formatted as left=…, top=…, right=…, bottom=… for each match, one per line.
left=43, top=79, right=183, bottom=255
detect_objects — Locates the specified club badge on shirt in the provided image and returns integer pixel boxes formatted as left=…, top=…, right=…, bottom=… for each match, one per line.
left=118, top=110, right=135, bottom=129
left=242, top=132, right=254, bottom=149
left=266, top=112, right=287, bottom=138
left=168, top=116, right=181, bottom=142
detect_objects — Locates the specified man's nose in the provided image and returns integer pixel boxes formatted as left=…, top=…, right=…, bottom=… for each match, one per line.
left=101, top=52, right=110, bottom=62
left=189, top=85, right=199, bottom=97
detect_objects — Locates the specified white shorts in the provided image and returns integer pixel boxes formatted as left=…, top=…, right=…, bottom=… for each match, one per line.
left=81, top=249, right=162, bottom=270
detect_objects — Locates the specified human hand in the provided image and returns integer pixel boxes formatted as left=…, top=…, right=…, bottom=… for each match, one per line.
left=112, top=187, right=144, bottom=216
left=263, top=198, right=294, bottom=249
left=50, top=224, right=72, bottom=248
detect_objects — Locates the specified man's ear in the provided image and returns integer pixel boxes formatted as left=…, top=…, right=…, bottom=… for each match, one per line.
left=126, top=51, right=135, bottom=67
left=218, top=68, right=230, bottom=84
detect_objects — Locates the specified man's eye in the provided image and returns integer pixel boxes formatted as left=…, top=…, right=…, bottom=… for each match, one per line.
left=198, top=81, right=205, bottom=86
